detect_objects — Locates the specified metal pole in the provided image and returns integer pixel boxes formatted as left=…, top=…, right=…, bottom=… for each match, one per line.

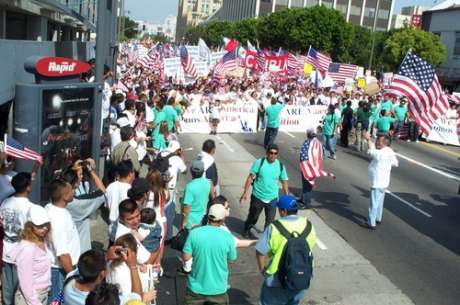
left=368, top=0, right=380, bottom=72
left=95, top=0, right=107, bottom=83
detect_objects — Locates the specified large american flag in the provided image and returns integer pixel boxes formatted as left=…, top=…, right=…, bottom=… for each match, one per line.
left=300, top=137, right=334, bottom=186
left=327, top=63, right=358, bottom=83
left=214, top=50, right=238, bottom=80
left=287, top=52, right=303, bottom=76
left=306, top=47, right=332, bottom=72
left=180, top=46, right=198, bottom=79
left=4, top=135, right=43, bottom=164
left=388, top=52, right=449, bottom=134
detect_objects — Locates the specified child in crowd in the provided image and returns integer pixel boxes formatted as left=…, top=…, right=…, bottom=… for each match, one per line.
left=209, top=99, right=221, bottom=135
left=138, top=208, right=163, bottom=254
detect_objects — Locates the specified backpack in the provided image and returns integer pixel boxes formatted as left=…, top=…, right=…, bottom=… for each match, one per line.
left=272, top=219, right=313, bottom=290
left=252, top=158, right=285, bottom=185
left=150, top=152, right=174, bottom=173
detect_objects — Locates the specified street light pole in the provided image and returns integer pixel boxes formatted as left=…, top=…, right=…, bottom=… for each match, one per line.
left=95, top=0, right=107, bottom=83
left=368, top=0, right=380, bottom=72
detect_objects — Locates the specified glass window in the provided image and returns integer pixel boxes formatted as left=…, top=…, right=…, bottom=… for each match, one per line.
left=350, top=0, right=363, bottom=16
left=336, top=0, right=349, bottom=15
left=454, top=32, right=460, bottom=56
left=305, top=0, right=319, bottom=7
left=275, top=0, right=289, bottom=11
left=322, top=0, right=334, bottom=8
left=291, top=0, right=304, bottom=7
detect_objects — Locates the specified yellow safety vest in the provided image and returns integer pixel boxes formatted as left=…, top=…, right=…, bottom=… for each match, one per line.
left=266, top=217, right=316, bottom=275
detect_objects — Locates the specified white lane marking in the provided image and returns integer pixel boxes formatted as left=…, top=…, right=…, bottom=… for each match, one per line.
left=184, top=147, right=194, bottom=151
left=386, top=190, right=432, bottom=218
left=282, top=131, right=296, bottom=138
left=395, top=152, right=460, bottom=182
left=216, top=135, right=235, bottom=153
left=316, top=237, right=328, bottom=250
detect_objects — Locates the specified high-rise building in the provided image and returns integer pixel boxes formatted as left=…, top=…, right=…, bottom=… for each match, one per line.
left=391, top=6, right=428, bottom=29
left=176, top=0, right=223, bottom=42
left=210, top=0, right=395, bottom=31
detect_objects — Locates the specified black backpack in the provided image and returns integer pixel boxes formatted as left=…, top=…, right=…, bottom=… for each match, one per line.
left=150, top=152, right=174, bottom=173
left=272, top=219, right=313, bottom=290
left=252, top=158, right=285, bottom=185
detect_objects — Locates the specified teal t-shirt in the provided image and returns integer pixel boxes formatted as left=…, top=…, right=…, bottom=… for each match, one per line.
left=376, top=116, right=395, bottom=132
left=174, top=104, right=183, bottom=116
left=153, top=133, right=167, bottom=150
left=183, top=226, right=237, bottom=295
left=322, top=113, right=340, bottom=136
left=339, top=103, right=347, bottom=113
left=380, top=100, right=393, bottom=112
left=250, top=158, right=288, bottom=202
left=152, top=110, right=166, bottom=138
left=265, top=103, right=284, bottom=128
left=369, top=105, right=380, bottom=121
left=163, top=105, right=178, bottom=131
left=182, top=177, right=211, bottom=229
left=394, top=105, right=407, bottom=121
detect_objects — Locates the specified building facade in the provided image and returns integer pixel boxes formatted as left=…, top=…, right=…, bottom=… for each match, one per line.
left=422, top=1, right=460, bottom=88
left=137, top=15, right=176, bottom=41
left=391, top=5, right=428, bottom=29
left=210, top=0, right=395, bottom=31
left=176, top=0, right=223, bottom=42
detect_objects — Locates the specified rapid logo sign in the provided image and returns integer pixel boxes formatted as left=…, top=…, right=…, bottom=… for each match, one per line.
left=36, top=57, right=91, bottom=77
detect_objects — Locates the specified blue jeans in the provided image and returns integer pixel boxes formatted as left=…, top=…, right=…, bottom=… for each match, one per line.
left=322, top=134, right=336, bottom=157
left=2, top=262, right=18, bottom=305
left=264, top=127, right=278, bottom=148
left=260, top=283, right=306, bottom=305
left=165, top=192, right=176, bottom=241
left=48, top=267, right=66, bottom=304
left=301, top=174, right=313, bottom=207
left=368, top=188, right=386, bottom=226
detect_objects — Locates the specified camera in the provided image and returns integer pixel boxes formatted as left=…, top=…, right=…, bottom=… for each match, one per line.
left=114, top=247, right=127, bottom=257
left=80, top=160, right=89, bottom=170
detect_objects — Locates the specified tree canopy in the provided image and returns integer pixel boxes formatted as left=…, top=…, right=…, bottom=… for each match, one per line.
left=184, top=6, right=446, bottom=72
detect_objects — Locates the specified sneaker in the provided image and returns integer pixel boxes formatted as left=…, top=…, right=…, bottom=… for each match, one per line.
left=359, top=222, right=376, bottom=230
left=242, top=229, right=257, bottom=239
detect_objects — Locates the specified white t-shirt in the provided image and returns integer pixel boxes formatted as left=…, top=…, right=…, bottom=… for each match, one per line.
left=1, top=196, right=35, bottom=263
left=106, top=181, right=131, bottom=224
left=45, top=204, right=81, bottom=268
left=115, top=222, right=151, bottom=264
left=161, top=153, right=186, bottom=190
left=123, top=110, right=136, bottom=128
left=368, top=144, right=399, bottom=189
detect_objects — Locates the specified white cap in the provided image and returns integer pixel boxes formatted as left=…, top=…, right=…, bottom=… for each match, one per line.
left=116, top=117, right=130, bottom=127
left=208, top=204, right=227, bottom=221
left=28, top=205, right=50, bottom=226
left=167, top=140, right=181, bottom=153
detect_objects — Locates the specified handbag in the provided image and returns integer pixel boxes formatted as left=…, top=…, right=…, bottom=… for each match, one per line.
left=170, top=228, right=189, bottom=251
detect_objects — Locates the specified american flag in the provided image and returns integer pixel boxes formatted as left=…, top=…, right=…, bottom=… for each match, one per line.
left=4, top=135, right=43, bottom=164
left=300, top=137, right=334, bottom=186
left=306, top=47, right=332, bottom=72
left=214, top=50, right=238, bottom=80
left=327, top=63, right=358, bottom=83
left=287, top=53, right=303, bottom=76
left=388, top=52, right=449, bottom=134
left=180, top=46, right=198, bottom=79
left=446, top=93, right=460, bottom=105
left=256, top=49, right=266, bottom=72
left=49, top=291, right=64, bottom=305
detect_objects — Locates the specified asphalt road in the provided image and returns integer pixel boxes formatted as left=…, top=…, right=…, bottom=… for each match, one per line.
left=228, top=131, right=460, bottom=305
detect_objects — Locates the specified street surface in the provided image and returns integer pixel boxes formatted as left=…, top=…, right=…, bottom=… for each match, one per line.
left=88, top=132, right=460, bottom=305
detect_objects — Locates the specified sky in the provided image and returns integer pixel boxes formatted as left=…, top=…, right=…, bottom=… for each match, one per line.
left=125, top=0, right=440, bottom=23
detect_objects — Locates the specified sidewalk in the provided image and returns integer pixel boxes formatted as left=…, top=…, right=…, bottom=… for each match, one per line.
left=91, top=133, right=415, bottom=305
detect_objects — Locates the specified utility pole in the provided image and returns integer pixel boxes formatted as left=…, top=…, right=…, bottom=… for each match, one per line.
left=95, top=0, right=107, bottom=83
left=368, top=0, right=380, bottom=72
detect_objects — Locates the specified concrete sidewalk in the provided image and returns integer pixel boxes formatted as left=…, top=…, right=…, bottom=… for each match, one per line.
left=91, top=132, right=415, bottom=305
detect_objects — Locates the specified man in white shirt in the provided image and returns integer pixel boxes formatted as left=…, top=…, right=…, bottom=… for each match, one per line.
left=45, top=179, right=81, bottom=302
left=115, top=199, right=158, bottom=265
left=106, top=160, right=135, bottom=242
left=362, top=134, right=399, bottom=229
left=0, top=172, right=35, bottom=305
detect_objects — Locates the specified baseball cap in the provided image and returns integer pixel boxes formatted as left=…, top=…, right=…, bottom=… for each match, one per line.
left=28, top=205, right=50, bottom=226
left=190, top=159, right=204, bottom=173
left=208, top=204, right=227, bottom=221
left=275, top=195, right=298, bottom=210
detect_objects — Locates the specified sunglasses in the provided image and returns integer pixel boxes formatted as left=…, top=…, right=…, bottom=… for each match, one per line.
left=267, top=151, right=278, bottom=155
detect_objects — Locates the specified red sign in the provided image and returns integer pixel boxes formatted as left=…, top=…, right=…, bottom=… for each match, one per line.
left=264, top=55, right=288, bottom=73
left=245, top=50, right=257, bottom=70
left=411, top=15, right=422, bottom=28
left=36, top=57, right=91, bottom=77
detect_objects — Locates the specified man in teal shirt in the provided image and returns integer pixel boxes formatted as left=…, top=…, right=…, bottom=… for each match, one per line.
left=183, top=204, right=237, bottom=305
left=240, top=144, right=289, bottom=239
left=163, top=98, right=179, bottom=132
left=380, top=94, right=393, bottom=113
left=375, top=110, right=396, bottom=135
left=393, top=99, right=408, bottom=139
left=264, top=98, right=284, bottom=149
left=322, top=104, right=341, bottom=160
left=182, top=160, right=214, bottom=229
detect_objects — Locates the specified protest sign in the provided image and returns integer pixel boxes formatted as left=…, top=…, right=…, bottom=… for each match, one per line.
left=423, top=118, right=460, bottom=146
left=181, top=102, right=258, bottom=133
left=279, top=105, right=328, bottom=132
